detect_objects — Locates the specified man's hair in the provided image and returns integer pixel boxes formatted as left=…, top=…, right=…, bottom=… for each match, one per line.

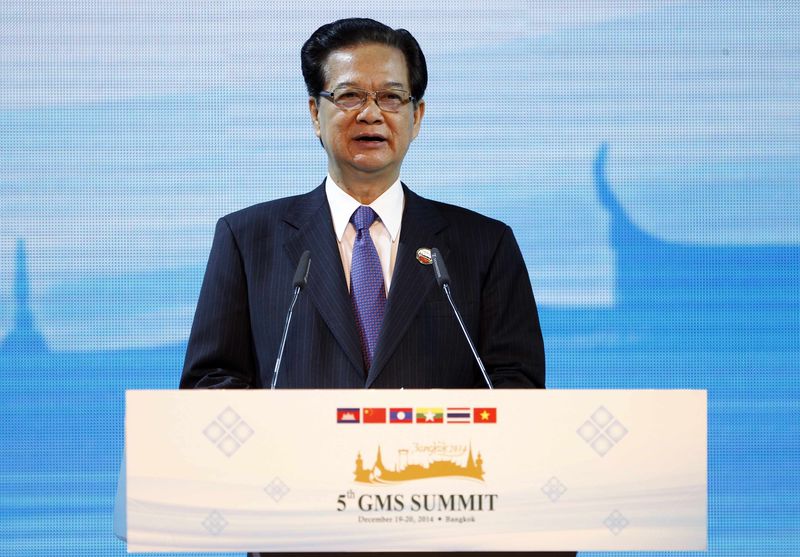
left=301, top=18, right=427, bottom=104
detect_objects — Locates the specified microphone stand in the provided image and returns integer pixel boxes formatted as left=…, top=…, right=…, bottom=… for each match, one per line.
left=271, top=251, right=310, bottom=390
left=431, top=248, right=494, bottom=389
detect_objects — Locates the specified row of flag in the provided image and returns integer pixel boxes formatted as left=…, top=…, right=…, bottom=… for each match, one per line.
left=336, top=407, right=497, bottom=424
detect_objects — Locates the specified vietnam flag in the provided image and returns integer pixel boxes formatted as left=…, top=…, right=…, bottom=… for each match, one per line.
left=416, top=408, right=444, bottom=423
left=363, top=408, right=387, bottom=423
left=473, top=407, right=497, bottom=423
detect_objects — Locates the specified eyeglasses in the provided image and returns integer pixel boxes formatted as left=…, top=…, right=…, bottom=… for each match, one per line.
left=319, top=86, right=416, bottom=113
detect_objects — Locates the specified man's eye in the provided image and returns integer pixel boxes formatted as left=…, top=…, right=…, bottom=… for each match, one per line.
left=383, top=93, right=402, bottom=101
left=337, top=91, right=361, bottom=100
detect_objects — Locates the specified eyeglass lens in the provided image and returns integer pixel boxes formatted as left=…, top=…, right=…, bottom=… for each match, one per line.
left=333, top=89, right=408, bottom=111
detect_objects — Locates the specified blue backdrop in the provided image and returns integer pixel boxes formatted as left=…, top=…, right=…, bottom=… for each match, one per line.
left=1, top=1, right=798, bottom=555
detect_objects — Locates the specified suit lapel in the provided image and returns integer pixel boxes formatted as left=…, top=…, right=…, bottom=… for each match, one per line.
left=366, top=186, right=449, bottom=387
left=283, top=184, right=364, bottom=377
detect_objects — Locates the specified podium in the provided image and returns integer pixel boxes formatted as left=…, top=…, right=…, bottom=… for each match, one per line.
left=117, top=389, right=706, bottom=552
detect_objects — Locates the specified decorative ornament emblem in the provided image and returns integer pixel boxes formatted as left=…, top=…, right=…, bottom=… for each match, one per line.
left=416, top=247, right=432, bottom=265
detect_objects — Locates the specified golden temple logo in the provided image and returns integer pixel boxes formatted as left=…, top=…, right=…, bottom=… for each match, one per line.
left=354, top=444, right=485, bottom=484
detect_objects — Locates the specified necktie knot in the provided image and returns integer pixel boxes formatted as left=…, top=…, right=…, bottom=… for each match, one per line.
left=351, top=206, right=377, bottom=232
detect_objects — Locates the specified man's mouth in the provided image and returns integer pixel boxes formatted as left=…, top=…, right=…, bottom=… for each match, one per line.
left=354, top=135, right=386, bottom=143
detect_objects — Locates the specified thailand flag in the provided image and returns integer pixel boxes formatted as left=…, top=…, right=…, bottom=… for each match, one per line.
left=446, top=407, right=471, bottom=423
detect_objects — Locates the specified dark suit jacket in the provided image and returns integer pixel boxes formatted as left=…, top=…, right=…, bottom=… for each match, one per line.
left=181, top=183, right=545, bottom=390
left=181, top=183, right=573, bottom=556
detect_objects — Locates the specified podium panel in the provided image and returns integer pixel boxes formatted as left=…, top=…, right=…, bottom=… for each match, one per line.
left=125, top=390, right=706, bottom=552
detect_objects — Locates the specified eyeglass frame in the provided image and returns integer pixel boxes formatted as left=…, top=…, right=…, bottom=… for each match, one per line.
left=318, top=86, right=417, bottom=113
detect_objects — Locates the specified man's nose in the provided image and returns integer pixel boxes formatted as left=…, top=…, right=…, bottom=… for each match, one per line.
left=356, top=95, right=384, bottom=123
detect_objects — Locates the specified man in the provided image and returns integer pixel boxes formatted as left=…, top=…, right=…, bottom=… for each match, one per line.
left=182, top=17, right=574, bottom=557
left=181, top=18, right=545, bottom=391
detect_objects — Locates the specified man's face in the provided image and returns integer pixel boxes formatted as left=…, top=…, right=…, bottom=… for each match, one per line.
left=309, top=43, right=425, bottom=187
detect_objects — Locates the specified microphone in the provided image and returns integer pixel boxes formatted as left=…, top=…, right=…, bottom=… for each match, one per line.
left=271, top=251, right=311, bottom=389
left=430, top=248, right=493, bottom=389
left=292, top=250, right=311, bottom=289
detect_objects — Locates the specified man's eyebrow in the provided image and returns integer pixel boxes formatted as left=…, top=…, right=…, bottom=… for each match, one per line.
left=331, top=80, right=408, bottom=89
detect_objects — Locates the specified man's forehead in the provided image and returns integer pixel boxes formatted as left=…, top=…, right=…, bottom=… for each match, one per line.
left=331, top=80, right=407, bottom=90
left=322, top=45, right=410, bottom=88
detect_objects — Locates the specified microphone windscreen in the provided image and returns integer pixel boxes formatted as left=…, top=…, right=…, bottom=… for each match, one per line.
left=292, top=250, right=311, bottom=289
left=431, top=247, right=450, bottom=287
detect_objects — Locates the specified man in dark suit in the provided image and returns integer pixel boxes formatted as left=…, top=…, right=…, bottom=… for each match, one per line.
left=180, top=180, right=543, bottom=390
left=181, top=18, right=545, bottom=391
left=181, top=17, right=568, bottom=556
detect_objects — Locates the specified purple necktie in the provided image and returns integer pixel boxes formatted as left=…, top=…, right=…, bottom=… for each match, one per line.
left=350, top=206, right=386, bottom=371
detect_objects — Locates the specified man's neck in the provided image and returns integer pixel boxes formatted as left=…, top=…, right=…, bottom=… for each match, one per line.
left=328, top=170, right=399, bottom=205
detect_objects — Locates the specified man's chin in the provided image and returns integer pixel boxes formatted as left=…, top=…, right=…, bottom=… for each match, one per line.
left=348, top=157, right=396, bottom=176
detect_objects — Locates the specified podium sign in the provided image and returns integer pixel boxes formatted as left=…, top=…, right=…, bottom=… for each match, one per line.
left=125, top=390, right=706, bottom=552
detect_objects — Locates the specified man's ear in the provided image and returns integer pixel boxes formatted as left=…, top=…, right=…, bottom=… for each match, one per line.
left=309, top=97, right=321, bottom=138
left=411, top=99, right=425, bottom=140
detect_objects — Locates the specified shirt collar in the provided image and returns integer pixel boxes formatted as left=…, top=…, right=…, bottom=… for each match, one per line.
left=325, top=175, right=404, bottom=242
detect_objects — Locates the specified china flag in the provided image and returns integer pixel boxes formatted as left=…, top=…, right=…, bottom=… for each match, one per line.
left=473, top=407, right=497, bottom=423
left=363, top=408, right=387, bottom=423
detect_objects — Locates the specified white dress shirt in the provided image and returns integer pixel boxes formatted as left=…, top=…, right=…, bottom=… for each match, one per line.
left=325, top=175, right=404, bottom=293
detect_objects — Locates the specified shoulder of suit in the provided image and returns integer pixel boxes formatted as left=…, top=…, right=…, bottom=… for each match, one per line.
left=221, top=194, right=299, bottom=223
left=423, top=196, right=509, bottom=233
left=216, top=186, right=510, bottom=239
left=218, top=186, right=323, bottom=233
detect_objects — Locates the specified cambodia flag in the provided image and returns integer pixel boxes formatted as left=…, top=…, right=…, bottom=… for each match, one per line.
left=473, top=407, right=497, bottom=423
left=363, top=408, right=387, bottom=423
left=336, top=408, right=360, bottom=423
left=389, top=408, right=413, bottom=423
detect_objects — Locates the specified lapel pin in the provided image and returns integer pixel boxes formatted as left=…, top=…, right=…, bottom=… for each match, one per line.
left=416, top=247, right=433, bottom=265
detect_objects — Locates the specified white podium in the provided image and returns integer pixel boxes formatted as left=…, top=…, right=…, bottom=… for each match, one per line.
left=119, top=389, right=706, bottom=553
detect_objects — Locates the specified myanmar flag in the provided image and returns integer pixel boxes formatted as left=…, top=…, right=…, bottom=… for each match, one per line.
left=363, top=408, right=387, bottom=423
left=473, top=407, right=497, bottom=423
left=416, top=408, right=444, bottom=423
